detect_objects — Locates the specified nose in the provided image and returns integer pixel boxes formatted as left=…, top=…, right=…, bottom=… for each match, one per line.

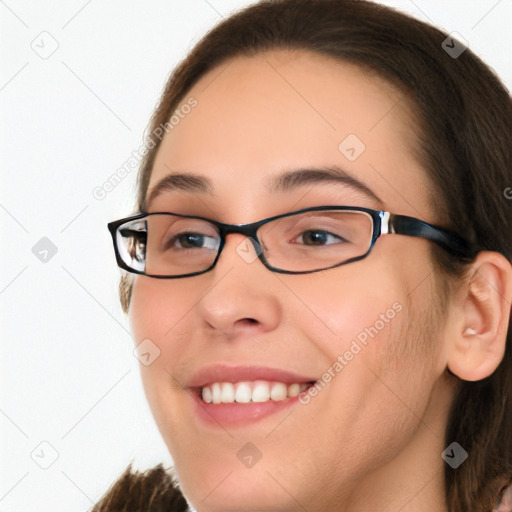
left=196, top=232, right=281, bottom=336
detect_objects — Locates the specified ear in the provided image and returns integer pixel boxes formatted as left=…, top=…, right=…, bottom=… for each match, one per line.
left=446, top=251, right=512, bottom=382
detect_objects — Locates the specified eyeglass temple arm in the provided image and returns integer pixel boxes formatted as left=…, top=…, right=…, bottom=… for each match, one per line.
left=384, top=213, right=478, bottom=259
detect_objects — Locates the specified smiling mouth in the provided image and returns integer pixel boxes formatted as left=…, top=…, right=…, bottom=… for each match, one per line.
left=191, top=380, right=318, bottom=404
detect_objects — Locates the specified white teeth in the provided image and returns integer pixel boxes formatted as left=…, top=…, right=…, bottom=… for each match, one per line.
left=200, top=380, right=312, bottom=404
left=287, top=383, right=301, bottom=397
left=270, top=382, right=287, bottom=401
left=211, top=382, right=222, bottom=404
left=234, top=382, right=252, bottom=403
left=202, top=385, right=213, bottom=403
left=252, top=382, right=270, bottom=402
left=221, top=382, right=235, bottom=403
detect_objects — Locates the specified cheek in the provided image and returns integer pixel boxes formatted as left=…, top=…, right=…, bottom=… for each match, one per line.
left=299, top=255, right=440, bottom=415
left=297, top=259, right=410, bottom=365
left=129, top=277, right=196, bottom=410
left=130, top=277, right=190, bottom=340
left=299, top=266, right=440, bottom=465
left=129, top=277, right=205, bottom=457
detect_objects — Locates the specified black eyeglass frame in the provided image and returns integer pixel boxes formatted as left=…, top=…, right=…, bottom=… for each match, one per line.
left=107, top=205, right=478, bottom=279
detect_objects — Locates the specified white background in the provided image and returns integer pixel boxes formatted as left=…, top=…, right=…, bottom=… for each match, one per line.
left=1, top=1, right=511, bottom=510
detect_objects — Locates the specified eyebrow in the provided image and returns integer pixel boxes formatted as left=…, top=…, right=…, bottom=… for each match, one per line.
left=145, top=165, right=383, bottom=209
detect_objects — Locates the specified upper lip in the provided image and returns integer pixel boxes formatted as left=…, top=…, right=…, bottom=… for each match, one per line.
left=186, top=364, right=318, bottom=389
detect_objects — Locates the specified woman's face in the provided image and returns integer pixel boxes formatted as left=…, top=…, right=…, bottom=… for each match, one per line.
left=130, top=51, right=455, bottom=511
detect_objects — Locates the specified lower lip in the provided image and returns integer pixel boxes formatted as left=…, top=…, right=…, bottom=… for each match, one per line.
left=190, top=387, right=313, bottom=427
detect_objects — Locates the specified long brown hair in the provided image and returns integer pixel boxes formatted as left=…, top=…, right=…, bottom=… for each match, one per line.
left=110, top=1, right=512, bottom=510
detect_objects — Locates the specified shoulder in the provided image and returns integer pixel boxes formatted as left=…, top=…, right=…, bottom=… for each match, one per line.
left=90, top=462, right=189, bottom=512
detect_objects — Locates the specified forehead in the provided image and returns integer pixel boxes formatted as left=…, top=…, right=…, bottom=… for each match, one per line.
left=149, top=50, right=434, bottom=222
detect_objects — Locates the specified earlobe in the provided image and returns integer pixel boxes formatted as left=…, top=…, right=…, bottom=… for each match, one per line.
left=446, top=251, right=512, bottom=382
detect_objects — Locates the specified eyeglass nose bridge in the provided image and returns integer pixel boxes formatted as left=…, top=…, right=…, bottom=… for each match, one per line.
left=213, top=221, right=267, bottom=269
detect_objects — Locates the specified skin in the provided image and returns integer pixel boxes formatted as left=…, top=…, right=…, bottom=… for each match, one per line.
left=128, top=50, right=511, bottom=512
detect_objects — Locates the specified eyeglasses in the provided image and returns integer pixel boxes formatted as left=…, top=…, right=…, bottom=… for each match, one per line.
left=107, top=206, right=477, bottom=278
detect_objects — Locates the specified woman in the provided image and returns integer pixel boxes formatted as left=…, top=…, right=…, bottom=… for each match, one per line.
left=94, top=0, right=512, bottom=510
